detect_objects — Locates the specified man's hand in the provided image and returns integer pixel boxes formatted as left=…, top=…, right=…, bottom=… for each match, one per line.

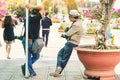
left=61, top=34, right=66, bottom=38
left=26, top=4, right=33, bottom=9
left=26, top=4, right=44, bottom=16
left=26, top=4, right=43, bottom=10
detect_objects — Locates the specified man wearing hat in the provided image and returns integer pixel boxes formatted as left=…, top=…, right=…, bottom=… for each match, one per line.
left=50, top=9, right=83, bottom=77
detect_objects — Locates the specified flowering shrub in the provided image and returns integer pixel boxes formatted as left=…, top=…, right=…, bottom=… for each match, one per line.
left=0, top=0, right=6, bottom=6
left=0, top=8, right=6, bottom=17
left=51, top=16, right=60, bottom=23
left=82, top=6, right=120, bottom=35
left=0, top=0, right=7, bottom=18
left=82, top=6, right=102, bottom=20
left=112, top=9, right=120, bottom=18
left=87, top=22, right=100, bottom=34
left=82, top=6, right=120, bottom=20
left=82, top=9, right=92, bottom=19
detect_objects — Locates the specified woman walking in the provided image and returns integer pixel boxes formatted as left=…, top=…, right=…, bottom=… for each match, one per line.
left=2, top=16, right=15, bottom=59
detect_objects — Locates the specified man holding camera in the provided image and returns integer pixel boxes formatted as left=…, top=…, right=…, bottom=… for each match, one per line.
left=50, top=10, right=83, bottom=77
left=21, top=4, right=44, bottom=77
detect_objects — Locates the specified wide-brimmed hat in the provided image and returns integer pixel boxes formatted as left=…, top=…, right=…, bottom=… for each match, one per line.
left=69, top=10, right=80, bottom=17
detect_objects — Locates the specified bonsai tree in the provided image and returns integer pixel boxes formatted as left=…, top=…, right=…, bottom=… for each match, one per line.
left=93, top=0, right=117, bottom=49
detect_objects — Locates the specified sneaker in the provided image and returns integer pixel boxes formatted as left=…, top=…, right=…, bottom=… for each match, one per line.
left=49, top=67, right=62, bottom=77
left=21, top=65, right=25, bottom=76
left=29, top=73, right=37, bottom=77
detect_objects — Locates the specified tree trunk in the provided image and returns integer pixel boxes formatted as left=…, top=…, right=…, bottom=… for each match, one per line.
left=96, top=0, right=116, bottom=49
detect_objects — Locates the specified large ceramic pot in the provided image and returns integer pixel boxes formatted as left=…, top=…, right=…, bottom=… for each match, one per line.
left=75, top=45, right=120, bottom=80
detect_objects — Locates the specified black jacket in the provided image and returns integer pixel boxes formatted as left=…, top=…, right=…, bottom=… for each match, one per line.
left=41, top=17, right=52, bottom=29
left=24, top=13, right=42, bottom=39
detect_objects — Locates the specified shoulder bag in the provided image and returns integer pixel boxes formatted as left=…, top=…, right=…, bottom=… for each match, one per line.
left=32, top=19, right=44, bottom=53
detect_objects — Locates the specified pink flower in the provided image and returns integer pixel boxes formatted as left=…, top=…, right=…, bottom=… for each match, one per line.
left=89, top=10, right=92, bottom=14
left=0, top=9, right=6, bottom=13
left=117, top=9, right=120, bottom=13
left=96, top=5, right=100, bottom=8
left=0, top=0, right=6, bottom=6
left=0, top=13, right=4, bottom=17
left=112, top=8, right=115, bottom=11
left=0, top=9, right=6, bottom=17
left=93, top=15, right=97, bottom=19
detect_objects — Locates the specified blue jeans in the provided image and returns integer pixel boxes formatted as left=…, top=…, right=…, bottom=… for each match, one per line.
left=22, top=37, right=40, bottom=75
left=57, top=42, right=77, bottom=73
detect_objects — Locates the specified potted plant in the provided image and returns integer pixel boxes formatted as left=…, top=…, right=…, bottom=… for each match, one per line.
left=75, top=0, right=120, bottom=80
left=58, top=25, right=64, bottom=32
left=87, top=22, right=98, bottom=34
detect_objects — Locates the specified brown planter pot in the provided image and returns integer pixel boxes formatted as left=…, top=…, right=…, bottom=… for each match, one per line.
left=75, top=45, right=120, bottom=80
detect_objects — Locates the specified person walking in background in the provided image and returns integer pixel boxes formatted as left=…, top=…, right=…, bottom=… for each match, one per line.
left=50, top=10, right=83, bottom=77
left=21, top=4, right=44, bottom=78
left=2, top=16, right=15, bottom=59
left=41, top=12, right=52, bottom=47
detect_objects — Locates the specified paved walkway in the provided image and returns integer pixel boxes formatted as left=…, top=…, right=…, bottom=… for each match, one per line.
left=0, top=23, right=120, bottom=80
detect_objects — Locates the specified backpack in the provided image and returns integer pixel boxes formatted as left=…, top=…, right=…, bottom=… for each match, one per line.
left=32, top=37, right=44, bottom=53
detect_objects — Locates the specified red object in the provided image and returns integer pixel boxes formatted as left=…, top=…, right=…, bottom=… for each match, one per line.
left=75, top=45, right=120, bottom=80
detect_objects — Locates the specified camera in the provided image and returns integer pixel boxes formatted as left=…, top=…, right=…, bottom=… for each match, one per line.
left=14, top=35, right=23, bottom=40
left=61, top=34, right=71, bottom=40
left=64, top=27, right=69, bottom=33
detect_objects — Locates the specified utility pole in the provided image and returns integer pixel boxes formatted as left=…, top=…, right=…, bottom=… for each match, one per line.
left=25, top=0, right=29, bottom=78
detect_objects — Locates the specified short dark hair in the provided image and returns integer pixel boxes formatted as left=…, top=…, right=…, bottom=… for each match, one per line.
left=45, top=12, right=49, bottom=16
left=30, top=9, right=39, bottom=15
left=69, top=15, right=79, bottom=19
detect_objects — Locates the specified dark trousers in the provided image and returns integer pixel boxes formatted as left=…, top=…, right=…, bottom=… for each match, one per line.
left=57, top=42, right=77, bottom=73
left=42, top=30, right=49, bottom=46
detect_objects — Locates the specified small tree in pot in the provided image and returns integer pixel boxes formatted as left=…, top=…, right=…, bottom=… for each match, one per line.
left=75, top=0, right=120, bottom=80
left=95, top=0, right=116, bottom=49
